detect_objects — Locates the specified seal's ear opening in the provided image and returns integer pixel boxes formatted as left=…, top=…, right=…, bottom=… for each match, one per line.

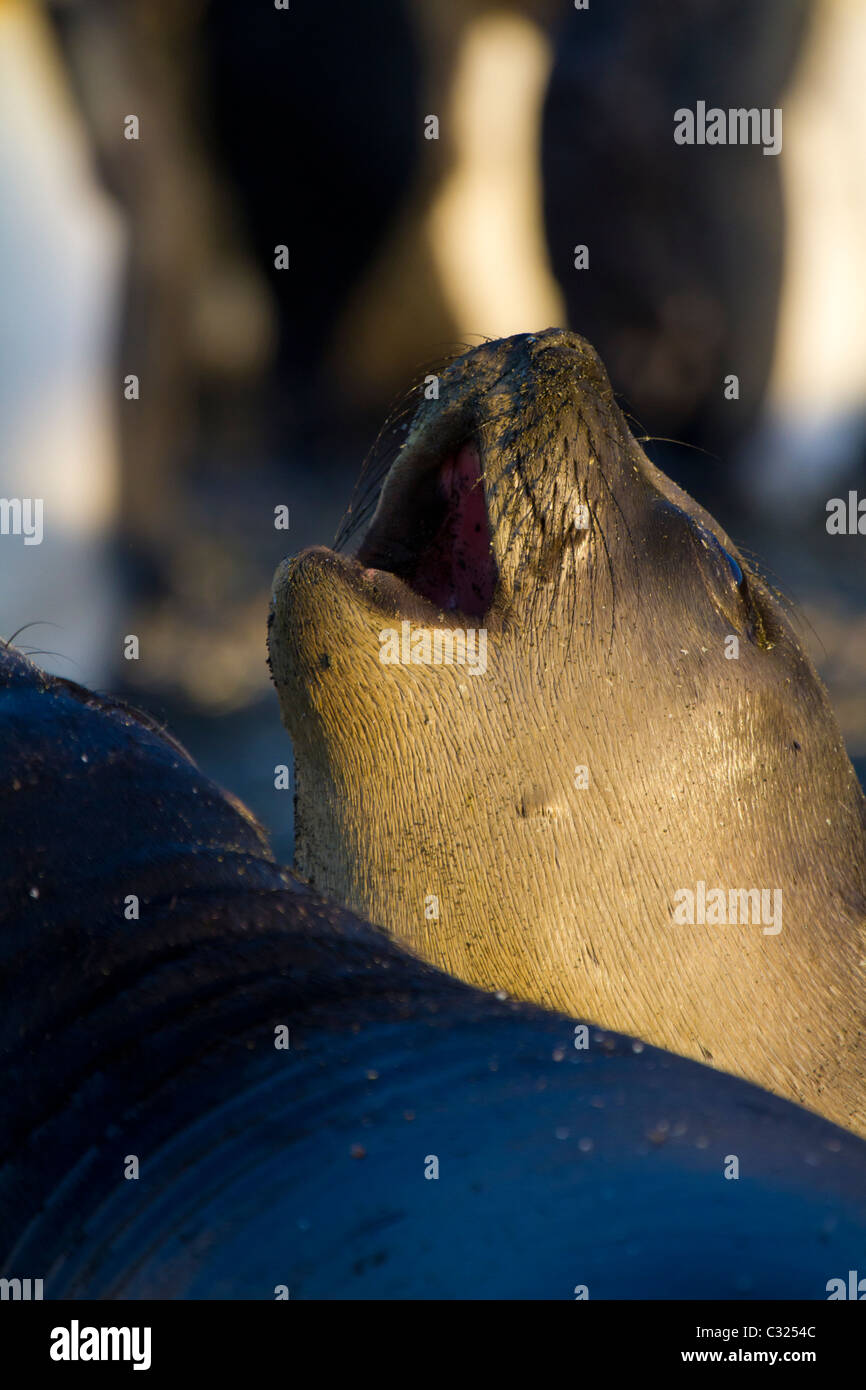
left=356, top=440, right=497, bottom=619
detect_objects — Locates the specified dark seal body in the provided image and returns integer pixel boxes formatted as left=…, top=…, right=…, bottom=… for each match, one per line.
left=2, top=644, right=866, bottom=1299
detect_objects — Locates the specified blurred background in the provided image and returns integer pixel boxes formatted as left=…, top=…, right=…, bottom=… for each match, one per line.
left=1, top=0, right=864, bottom=862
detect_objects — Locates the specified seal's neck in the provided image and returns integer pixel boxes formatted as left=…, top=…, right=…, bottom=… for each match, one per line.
left=293, top=743, right=866, bottom=1138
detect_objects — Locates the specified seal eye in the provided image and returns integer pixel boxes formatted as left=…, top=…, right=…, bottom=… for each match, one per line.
left=721, top=547, right=744, bottom=588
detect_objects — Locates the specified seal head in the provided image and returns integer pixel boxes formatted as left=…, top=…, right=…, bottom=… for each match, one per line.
left=269, top=328, right=866, bottom=1134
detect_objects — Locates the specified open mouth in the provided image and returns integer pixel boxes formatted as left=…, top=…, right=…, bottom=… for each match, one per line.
left=351, top=439, right=498, bottom=620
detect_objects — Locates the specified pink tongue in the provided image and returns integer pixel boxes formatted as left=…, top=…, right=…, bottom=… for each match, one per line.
left=412, top=443, right=496, bottom=615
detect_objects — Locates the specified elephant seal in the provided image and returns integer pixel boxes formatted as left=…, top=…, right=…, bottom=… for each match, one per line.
left=268, top=327, right=866, bottom=1138
left=3, top=643, right=866, bottom=1299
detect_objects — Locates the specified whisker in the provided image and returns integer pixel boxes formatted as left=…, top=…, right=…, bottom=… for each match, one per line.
left=20, top=648, right=80, bottom=668
left=4, top=620, right=62, bottom=648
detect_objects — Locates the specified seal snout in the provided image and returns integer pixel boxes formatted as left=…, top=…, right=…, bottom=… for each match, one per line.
left=343, top=329, right=626, bottom=622
left=525, top=326, right=614, bottom=392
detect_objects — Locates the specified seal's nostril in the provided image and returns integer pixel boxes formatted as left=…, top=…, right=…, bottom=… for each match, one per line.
left=529, top=344, right=583, bottom=373
left=526, top=327, right=585, bottom=354
left=527, top=332, right=609, bottom=393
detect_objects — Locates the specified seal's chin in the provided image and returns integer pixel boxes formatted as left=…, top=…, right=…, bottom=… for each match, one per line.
left=329, top=437, right=497, bottom=622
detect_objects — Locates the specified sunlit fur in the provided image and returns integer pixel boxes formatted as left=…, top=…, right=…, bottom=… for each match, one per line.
left=270, top=329, right=866, bottom=1136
